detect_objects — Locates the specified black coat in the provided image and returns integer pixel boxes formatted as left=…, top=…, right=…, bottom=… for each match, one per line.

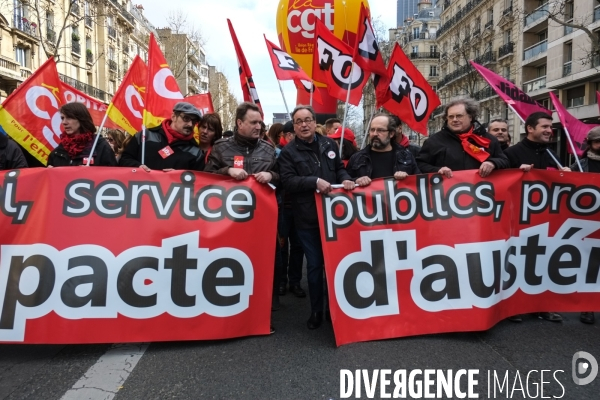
left=570, top=156, right=600, bottom=173
left=119, top=125, right=204, bottom=171
left=347, top=142, right=420, bottom=179
left=504, top=138, right=560, bottom=169
left=0, top=134, right=27, bottom=170
left=48, top=136, right=117, bottom=167
left=417, top=122, right=509, bottom=172
left=278, top=134, right=352, bottom=230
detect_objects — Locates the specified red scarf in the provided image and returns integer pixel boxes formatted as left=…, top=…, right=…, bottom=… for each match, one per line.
left=279, top=136, right=289, bottom=146
left=60, top=131, right=94, bottom=159
left=162, top=119, right=195, bottom=144
left=398, top=133, right=410, bottom=148
left=457, top=127, right=491, bottom=163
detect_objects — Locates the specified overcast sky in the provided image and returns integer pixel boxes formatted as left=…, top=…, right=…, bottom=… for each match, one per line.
left=139, top=0, right=396, bottom=124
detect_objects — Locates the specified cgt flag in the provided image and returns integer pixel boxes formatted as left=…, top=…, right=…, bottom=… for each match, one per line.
left=60, top=81, right=121, bottom=130
left=313, top=18, right=368, bottom=106
left=550, top=92, right=599, bottom=157
left=107, top=55, right=147, bottom=135
left=470, top=61, right=550, bottom=121
left=228, top=19, right=262, bottom=112
left=376, top=43, right=440, bottom=135
left=0, top=57, right=63, bottom=165
left=144, top=33, right=184, bottom=129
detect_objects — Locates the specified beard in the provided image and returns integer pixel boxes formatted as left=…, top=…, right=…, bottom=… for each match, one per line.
left=372, top=136, right=390, bottom=150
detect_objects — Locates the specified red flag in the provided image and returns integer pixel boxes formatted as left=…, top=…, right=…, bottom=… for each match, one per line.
left=294, top=79, right=323, bottom=105
left=353, top=4, right=390, bottom=105
left=59, top=81, right=120, bottom=130
left=313, top=19, right=368, bottom=106
left=550, top=92, right=599, bottom=157
left=143, top=33, right=184, bottom=128
left=108, top=55, right=147, bottom=135
left=377, top=43, right=440, bottom=135
left=0, top=58, right=63, bottom=165
left=228, top=19, right=262, bottom=112
left=470, top=61, right=550, bottom=121
left=187, top=93, right=215, bottom=115
left=265, top=35, right=312, bottom=82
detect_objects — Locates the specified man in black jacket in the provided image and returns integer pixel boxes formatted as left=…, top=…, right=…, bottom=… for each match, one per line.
left=0, top=134, right=27, bottom=170
left=119, top=102, right=204, bottom=171
left=417, top=98, right=509, bottom=177
left=278, top=105, right=355, bottom=329
left=347, top=113, right=419, bottom=183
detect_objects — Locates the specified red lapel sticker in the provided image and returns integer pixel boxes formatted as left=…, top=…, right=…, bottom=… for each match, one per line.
left=234, top=156, right=244, bottom=168
left=159, top=146, right=174, bottom=159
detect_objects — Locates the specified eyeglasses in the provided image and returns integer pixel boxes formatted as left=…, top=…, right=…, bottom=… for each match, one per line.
left=369, top=128, right=389, bottom=134
left=294, top=118, right=314, bottom=125
left=447, top=114, right=467, bottom=120
left=179, top=114, right=200, bottom=124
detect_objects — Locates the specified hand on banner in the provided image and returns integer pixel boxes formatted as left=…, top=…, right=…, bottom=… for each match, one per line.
left=355, top=176, right=371, bottom=186
left=254, top=171, right=273, bottom=184
left=140, top=164, right=151, bottom=173
left=163, top=168, right=175, bottom=172
left=560, top=167, right=572, bottom=172
left=478, top=161, right=496, bottom=178
left=519, top=164, right=534, bottom=172
left=438, top=166, right=453, bottom=178
left=228, top=167, right=248, bottom=180
left=394, top=171, right=408, bottom=180
left=342, top=180, right=356, bottom=190
left=316, top=178, right=332, bottom=194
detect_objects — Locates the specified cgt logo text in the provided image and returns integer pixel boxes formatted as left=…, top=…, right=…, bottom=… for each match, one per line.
left=340, top=355, right=598, bottom=399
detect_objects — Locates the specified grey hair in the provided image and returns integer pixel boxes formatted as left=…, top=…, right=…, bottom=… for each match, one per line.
left=291, top=104, right=317, bottom=121
left=443, top=98, right=479, bottom=122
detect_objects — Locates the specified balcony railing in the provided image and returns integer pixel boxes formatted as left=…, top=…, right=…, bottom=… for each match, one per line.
left=20, top=69, right=32, bottom=79
left=595, top=7, right=600, bottom=22
left=437, top=0, right=486, bottom=37
left=524, top=3, right=549, bottom=27
left=0, top=57, right=19, bottom=72
left=410, top=52, right=440, bottom=59
left=406, top=32, right=437, bottom=41
left=523, top=40, right=547, bottom=61
left=472, top=27, right=480, bottom=37
left=444, top=0, right=450, bottom=8
left=523, top=76, right=546, bottom=93
left=484, top=20, right=493, bottom=30
left=563, top=62, right=572, bottom=77
left=473, top=87, right=496, bottom=101
left=108, top=59, right=117, bottom=71
left=46, top=28, right=56, bottom=43
left=108, top=26, right=116, bottom=38
left=72, top=40, right=81, bottom=54
left=14, top=17, right=37, bottom=36
left=474, top=50, right=496, bottom=64
left=59, top=73, right=109, bottom=102
left=110, top=0, right=135, bottom=25
left=502, top=5, right=513, bottom=16
left=498, top=42, right=514, bottom=58
left=437, top=51, right=496, bottom=88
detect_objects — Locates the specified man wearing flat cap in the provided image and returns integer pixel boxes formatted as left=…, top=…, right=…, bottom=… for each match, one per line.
left=120, top=102, right=205, bottom=171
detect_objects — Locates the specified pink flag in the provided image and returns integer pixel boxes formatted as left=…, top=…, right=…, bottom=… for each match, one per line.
left=470, top=61, right=550, bottom=121
left=550, top=92, right=599, bottom=157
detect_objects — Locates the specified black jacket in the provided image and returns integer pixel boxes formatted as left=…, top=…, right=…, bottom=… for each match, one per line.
left=0, top=134, right=27, bottom=170
left=48, top=136, right=117, bottom=167
left=405, top=143, right=421, bottom=159
left=347, top=142, right=420, bottom=179
left=417, top=122, right=509, bottom=172
left=504, top=138, right=560, bottom=169
left=204, top=133, right=279, bottom=184
left=119, top=125, right=204, bottom=170
left=570, top=156, right=600, bottom=172
left=278, top=134, right=352, bottom=230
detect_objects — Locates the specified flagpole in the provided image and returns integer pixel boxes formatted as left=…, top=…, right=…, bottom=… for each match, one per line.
left=339, top=62, right=355, bottom=159
left=141, top=125, right=146, bottom=165
left=361, top=104, right=375, bottom=149
left=561, top=126, right=583, bottom=171
left=310, top=80, right=314, bottom=107
left=86, top=111, right=109, bottom=166
left=277, top=79, right=291, bottom=119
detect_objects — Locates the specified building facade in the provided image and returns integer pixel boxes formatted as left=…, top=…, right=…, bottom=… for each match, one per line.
left=208, top=65, right=238, bottom=130
left=398, top=0, right=420, bottom=27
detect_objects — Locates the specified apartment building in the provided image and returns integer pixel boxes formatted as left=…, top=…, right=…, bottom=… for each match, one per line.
left=208, top=65, right=238, bottom=130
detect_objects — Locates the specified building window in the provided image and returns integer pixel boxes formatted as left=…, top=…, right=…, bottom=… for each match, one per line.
left=430, top=65, right=438, bottom=77
left=15, top=46, right=27, bottom=67
left=109, top=46, right=115, bottom=61
left=430, top=45, right=437, bottom=53
left=412, top=46, right=418, bottom=54
left=504, top=29, right=512, bottom=44
left=567, top=85, right=585, bottom=107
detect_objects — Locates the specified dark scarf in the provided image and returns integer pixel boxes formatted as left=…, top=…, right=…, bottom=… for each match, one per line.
left=162, top=119, right=194, bottom=144
left=234, top=132, right=259, bottom=147
left=457, top=126, right=491, bottom=163
left=60, top=131, right=94, bottom=159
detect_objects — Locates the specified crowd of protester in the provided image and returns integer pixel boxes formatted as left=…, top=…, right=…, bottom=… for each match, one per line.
left=1, top=98, right=598, bottom=331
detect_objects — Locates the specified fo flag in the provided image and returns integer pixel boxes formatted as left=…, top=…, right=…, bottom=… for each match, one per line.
left=470, top=61, right=550, bottom=121
left=228, top=19, right=262, bottom=112
left=550, top=92, right=599, bottom=157
left=108, top=55, right=147, bottom=135
left=376, top=43, right=440, bottom=135
left=294, top=79, right=323, bottom=105
left=313, top=19, right=368, bottom=106
left=144, top=33, right=184, bottom=129
left=59, top=81, right=121, bottom=130
left=265, top=35, right=312, bottom=82
left=353, top=3, right=390, bottom=105
left=0, top=58, right=63, bottom=165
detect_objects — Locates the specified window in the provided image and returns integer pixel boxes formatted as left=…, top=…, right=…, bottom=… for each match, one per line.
left=565, top=42, right=572, bottom=62
left=86, top=36, right=91, bottom=51
left=567, top=85, right=585, bottom=107
left=503, top=66, right=511, bottom=80
left=488, top=8, right=493, bottom=22
left=109, top=46, right=114, bottom=61
left=15, top=46, right=27, bottom=67
left=412, top=27, right=420, bottom=37
left=412, top=46, right=418, bottom=54
left=430, top=45, right=437, bottom=54
left=110, top=80, right=116, bottom=94
left=538, top=30, right=548, bottom=41
left=13, top=0, right=26, bottom=26
left=430, top=65, right=438, bottom=77
left=504, top=30, right=512, bottom=44
left=537, top=64, right=546, bottom=77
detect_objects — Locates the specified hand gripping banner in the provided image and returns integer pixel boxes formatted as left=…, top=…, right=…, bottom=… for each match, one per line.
left=316, top=170, right=600, bottom=346
left=0, top=168, right=277, bottom=343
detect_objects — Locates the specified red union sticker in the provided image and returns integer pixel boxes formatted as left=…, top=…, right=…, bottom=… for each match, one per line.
left=159, top=146, right=174, bottom=159
left=234, top=156, right=244, bottom=168
left=83, top=157, right=94, bottom=165
left=327, top=151, right=336, bottom=159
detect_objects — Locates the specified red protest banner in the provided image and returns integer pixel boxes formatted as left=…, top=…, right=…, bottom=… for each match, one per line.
left=0, top=168, right=276, bottom=344
left=316, top=170, right=600, bottom=346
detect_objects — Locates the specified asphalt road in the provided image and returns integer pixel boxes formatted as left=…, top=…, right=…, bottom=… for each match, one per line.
left=1, top=274, right=599, bottom=399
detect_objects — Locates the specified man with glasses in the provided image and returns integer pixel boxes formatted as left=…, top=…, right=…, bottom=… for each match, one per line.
left=346, top=113, right=419, bottom=183
left=120, top=102, right=204, bottom=171
left=417, top=98, right=508, bottom=177
left=278, top=105, right=356, bottom=330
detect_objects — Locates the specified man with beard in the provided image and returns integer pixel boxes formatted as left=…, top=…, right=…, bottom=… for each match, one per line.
left=570, top=127, right=600, bottom=325
left=488, top=119, right=511, bottom=151
left=347, top=113, right=419, bottom=183
left=120, top=102, right=204, bottom=171
left=417, top=98, right=508, bottom=177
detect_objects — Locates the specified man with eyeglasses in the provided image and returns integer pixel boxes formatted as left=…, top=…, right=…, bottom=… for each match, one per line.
left=278, top=105, right=356, bottom=330
left=120, top=102, right=204, bottom=172
left=346, top=113, right=419, bottom=183
left=417, top=98, right=509, bottom=177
